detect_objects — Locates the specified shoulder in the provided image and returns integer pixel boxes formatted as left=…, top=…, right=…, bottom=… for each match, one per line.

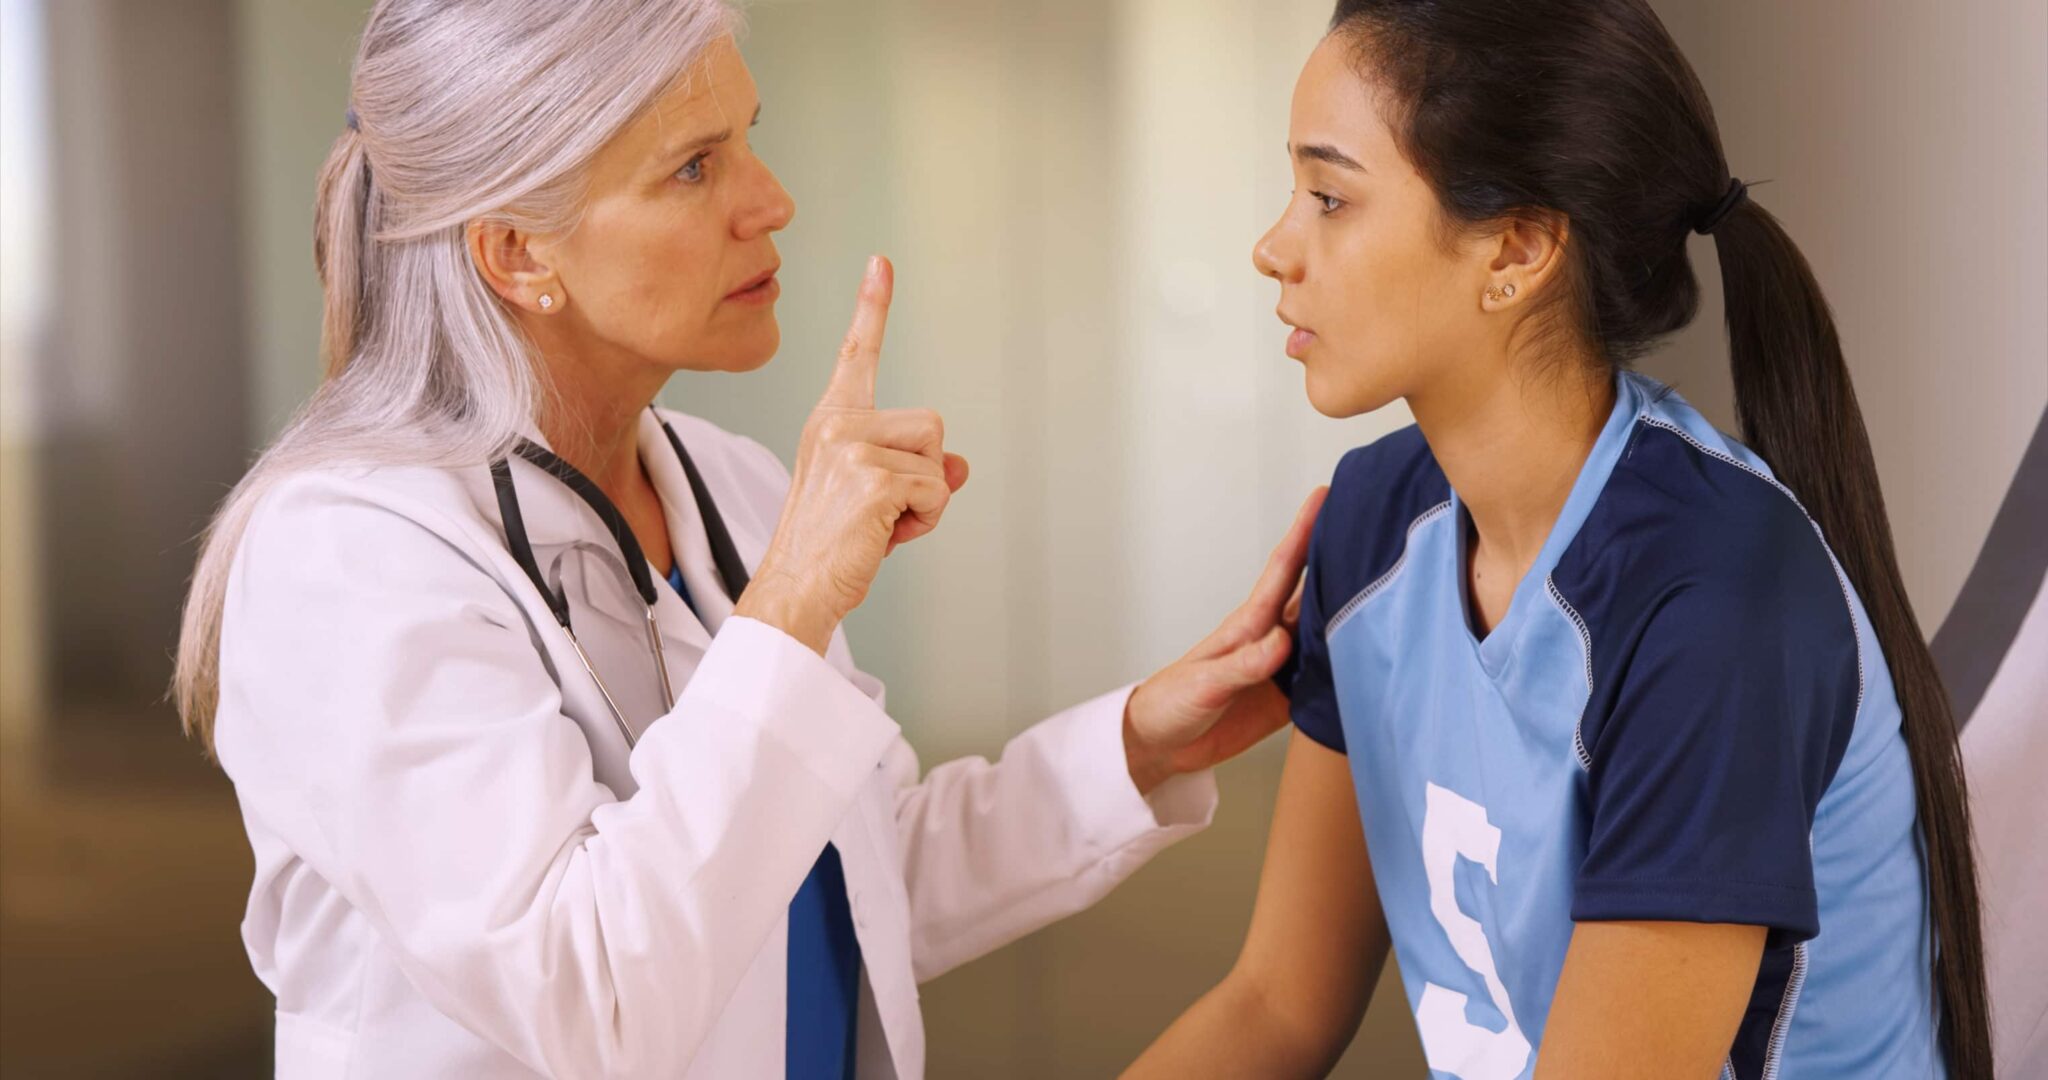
left=1327, top=423, right=1446, bottom=512
left=1285, top=425, right=1448, bottom=752
left=1554, top=410, right=1864, bottom=752
left=241, top=462, right=493, bottom=559
left=213, top=464, right=542, bottom=713
left=1310, top=424, right=1454, bottom=614
left=230, top=464, right=523, bottom=624
left=1560, top=413, right=1855, bottom=639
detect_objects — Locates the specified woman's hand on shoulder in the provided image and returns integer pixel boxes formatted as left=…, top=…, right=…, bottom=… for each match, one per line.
left=1122, top=487, right=1326, bottom=794
left=736, top=256, right=969, bottom=654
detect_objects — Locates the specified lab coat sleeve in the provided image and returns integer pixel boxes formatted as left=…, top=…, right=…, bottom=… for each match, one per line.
left=888, top=687, right=1220, bottom=983
left=213, top=473, right=899, bottom=1078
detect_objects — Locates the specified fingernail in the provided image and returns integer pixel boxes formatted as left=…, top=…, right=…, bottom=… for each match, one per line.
left=867, top=255, right=882, bottom=279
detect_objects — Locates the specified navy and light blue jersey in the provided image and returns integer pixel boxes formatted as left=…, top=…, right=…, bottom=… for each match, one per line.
left=1285, top=372, right=1940, bottom=1079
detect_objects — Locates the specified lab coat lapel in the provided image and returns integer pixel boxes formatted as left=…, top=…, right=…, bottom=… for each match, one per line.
left=841, top=778, right=924, bottom=1079
left=637, top=409, right=728, bottom=643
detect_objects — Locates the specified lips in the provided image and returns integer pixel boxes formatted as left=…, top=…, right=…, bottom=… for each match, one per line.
left=725, top=266, right=780, bottom=301
left=1278, top=308, right=1316, bottom=359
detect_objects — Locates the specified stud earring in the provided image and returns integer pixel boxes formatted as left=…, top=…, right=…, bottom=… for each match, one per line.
left=1503, top=283, right=1517, bottom=298
left=538, top=293, right=554, bottom=311
left=1485, top=283, right=1517, bottom=302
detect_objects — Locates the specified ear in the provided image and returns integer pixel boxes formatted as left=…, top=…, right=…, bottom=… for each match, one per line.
left=1481, top=210, right=1570, bottom=311
left=467, top=219, right=561, bottom=314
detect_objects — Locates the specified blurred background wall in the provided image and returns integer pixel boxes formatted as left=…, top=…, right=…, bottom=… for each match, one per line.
left=1, top=0, right=2041, bottom=1075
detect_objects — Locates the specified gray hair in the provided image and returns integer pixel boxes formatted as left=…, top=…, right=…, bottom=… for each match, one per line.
left=175, top=0, right=739, bottom=745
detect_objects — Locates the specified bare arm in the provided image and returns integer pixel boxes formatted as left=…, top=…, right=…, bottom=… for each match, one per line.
left=1127, top=731, right=1389, bottom=1078
left=1534, top=920, right=1765, bottom=1080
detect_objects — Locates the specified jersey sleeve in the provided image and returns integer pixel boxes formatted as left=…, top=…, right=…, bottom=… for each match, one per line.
left=1276, top=429, right=1447, bottom=756
left=1278, top=513, right=1346, bottom=754
left=1570, top=579, right=1859, bottom=942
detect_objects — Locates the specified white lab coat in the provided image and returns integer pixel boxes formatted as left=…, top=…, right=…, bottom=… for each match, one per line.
left=213, top=407, right=1218, bottom=1079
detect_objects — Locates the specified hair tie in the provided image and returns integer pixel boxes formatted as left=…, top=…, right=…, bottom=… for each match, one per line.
left=345, top=107, right=360, bottom=133
left=1693, top=177, right=1749, bottom=235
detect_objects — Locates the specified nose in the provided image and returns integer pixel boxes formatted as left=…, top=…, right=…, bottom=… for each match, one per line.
left=733, top=152, right=796, bottom=240
left=1253, top=213, right=1302, bottom=285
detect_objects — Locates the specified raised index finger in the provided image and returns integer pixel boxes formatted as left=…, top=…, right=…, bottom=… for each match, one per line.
left=820, top=255, right=894, bottom=410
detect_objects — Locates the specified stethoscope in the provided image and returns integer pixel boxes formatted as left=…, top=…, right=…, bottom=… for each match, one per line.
left=490, top=407, right=752, bottom=749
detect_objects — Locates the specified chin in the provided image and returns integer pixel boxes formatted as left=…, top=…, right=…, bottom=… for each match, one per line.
left=1304, top=363, right=1384, bottom=419
left=1309, top=371, right=1409, bottom=420
left=730, top=316, right=781, bottom=371
left=1304, top=379, right=1348, bottom=419
left=680, top=322, right=780, bottom=374
left=725, top=334, right=778, bottom=373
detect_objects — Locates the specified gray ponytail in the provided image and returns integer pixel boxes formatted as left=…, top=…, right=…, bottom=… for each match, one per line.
left=314, top=124, right=373, bottom=378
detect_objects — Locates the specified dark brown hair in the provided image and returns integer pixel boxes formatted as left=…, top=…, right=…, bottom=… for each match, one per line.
left=1328, top=0, right=1991, bottom=1073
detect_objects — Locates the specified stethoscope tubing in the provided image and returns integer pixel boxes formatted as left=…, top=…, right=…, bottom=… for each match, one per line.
left=490, top=407, right=749, bottom=750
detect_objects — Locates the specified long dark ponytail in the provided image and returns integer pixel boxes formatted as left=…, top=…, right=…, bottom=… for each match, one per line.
left=1326, top=1, right=1991, bottom=1074
left=1713, top=199, right=1991, bottom=1077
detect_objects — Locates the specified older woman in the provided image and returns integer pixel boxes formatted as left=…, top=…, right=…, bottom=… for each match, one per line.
left=173, top=2, right=1317, bottom=1077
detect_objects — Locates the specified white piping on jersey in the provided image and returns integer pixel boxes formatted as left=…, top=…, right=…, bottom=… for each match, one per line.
left=1326, top=500, right=1452, bottom=639
left=1544, top=575, right=1596, bottom=772
left=1760, top=941, right=1810, bottom=1080
left=1716, top=940, right=1811, bottom=1080
left=1635, top=417, right=1867, bottom=718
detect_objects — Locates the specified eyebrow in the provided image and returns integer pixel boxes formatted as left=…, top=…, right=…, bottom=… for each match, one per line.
left=1290, top=141, right=1366, bottom=172
left=663, top=103, right=763, bottom=159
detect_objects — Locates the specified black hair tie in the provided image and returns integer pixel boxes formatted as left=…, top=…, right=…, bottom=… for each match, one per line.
left=345, top=107, right=360, bottom=133
left=1693, top=177, right=1750, bottom=235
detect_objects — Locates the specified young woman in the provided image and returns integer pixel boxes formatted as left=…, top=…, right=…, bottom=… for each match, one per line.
left=173, top=2, right=1315, bottom=1075
left=1132, top=1, right=1990, bottom=1077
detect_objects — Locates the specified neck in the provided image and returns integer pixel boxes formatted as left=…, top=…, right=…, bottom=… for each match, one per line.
left=1411, top=355, right=1615, bottom=568
left=535, top=355, right=667, bottom=498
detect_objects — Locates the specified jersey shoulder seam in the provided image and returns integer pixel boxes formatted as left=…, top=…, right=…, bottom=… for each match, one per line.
left=1326, top=498, right=1451, bottom=638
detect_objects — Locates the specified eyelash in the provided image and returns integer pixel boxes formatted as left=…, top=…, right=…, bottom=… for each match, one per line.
left=676, top=151, right=711, bottom=185
left=1309, top=190, right=1344, bottom=215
